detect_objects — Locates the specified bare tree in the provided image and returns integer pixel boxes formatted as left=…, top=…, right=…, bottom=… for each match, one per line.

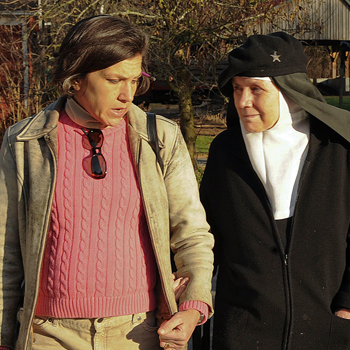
left=0, top=0, right=325, bottom=165
left=118, top=0, right=325, bottom=168
left=0, top=0, right=110, bottom=144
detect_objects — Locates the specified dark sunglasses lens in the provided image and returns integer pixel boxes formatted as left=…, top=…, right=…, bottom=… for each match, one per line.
left=88, top=130, right=103, bottom=148
left=91, top=153, right=107, bottom=178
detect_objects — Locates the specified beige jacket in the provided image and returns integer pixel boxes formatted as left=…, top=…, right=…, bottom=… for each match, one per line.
left=0, top=97, right=214, bottom=349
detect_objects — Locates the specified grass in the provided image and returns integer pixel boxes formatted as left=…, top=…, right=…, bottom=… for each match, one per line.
left=195, top=168, right=205, bottom=185
left=196, top=135, right=214, bottom=155
left=195, top=135, right=214, bottom=185
left=324, top=96, right=350, bottom=111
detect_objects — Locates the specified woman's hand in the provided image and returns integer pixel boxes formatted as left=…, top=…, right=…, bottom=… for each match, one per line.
left=158, top=309, right=200, bottom=349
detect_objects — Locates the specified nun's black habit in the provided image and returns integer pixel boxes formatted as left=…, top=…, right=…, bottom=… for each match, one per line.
left=200, top=32, right=350, bottom=350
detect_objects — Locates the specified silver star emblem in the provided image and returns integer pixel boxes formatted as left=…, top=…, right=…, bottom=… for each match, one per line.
left=270, top=51, right=281, bottom=62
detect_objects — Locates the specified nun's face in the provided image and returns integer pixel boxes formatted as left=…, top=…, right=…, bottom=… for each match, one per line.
left=232, top=77, right=280, bottom=133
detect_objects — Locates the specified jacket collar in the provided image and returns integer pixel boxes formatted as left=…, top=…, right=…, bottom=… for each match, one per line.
left=16, top=97, right=153, bottom=142
left=16, top=98, right=160, bottom=170
left=127, top=103, right=150, bottom=141
left=17, top=97, right=66, bottom=141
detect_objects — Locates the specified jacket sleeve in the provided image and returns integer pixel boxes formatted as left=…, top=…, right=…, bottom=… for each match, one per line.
left=0, top=129, right=25, bottom=347
left=164, top=127, right=214, bottom=317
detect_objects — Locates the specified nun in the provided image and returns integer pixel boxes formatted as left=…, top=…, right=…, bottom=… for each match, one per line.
left=200, top=32, right=350, bottom=350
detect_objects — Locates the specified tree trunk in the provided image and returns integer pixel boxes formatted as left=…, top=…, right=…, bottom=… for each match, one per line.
left=177, top=83, right=198, bottom=170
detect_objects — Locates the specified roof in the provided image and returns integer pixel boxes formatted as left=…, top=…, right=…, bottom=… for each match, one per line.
left=246, top=0, right=350, bottom=42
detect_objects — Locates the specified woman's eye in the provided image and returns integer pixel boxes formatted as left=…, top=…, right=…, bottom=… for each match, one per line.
left=108, top=79, right=120, bottom=84
left=233, top=86, right=242, bottom=92
left=252, top=86, right=263, bottom=93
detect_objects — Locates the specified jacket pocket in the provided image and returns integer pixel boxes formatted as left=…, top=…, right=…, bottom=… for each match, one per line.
left=140, top=311, right=159, bottom=332
left=32, top=316, right=54, bottom=330
left=327, top=314, right=350, bottom=350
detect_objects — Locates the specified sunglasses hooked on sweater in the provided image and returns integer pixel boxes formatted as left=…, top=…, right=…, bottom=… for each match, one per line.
left=82, top=128, right=107, bottom=179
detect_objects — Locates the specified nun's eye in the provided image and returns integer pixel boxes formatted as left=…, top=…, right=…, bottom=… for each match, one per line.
left=251, top=86, right=263, bottom=94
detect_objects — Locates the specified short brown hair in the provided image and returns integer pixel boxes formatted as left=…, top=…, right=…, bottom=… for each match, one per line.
left=54, top=15, right=150, bottom=96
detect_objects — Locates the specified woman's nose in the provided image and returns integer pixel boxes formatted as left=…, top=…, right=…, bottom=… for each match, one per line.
left=119, top=82, right=134, bottom=102
left=238, top=89, right=253, bottom=108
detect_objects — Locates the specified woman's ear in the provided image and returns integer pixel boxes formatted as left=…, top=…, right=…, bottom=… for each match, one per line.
left=72, top=80, right=81, bottom=91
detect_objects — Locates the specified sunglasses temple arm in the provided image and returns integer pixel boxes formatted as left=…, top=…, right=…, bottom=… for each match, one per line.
left=81, top=128, right=89, bottom=137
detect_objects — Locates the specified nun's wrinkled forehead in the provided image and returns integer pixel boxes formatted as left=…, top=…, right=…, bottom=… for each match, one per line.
left=218, top=32, right=308, bottom=96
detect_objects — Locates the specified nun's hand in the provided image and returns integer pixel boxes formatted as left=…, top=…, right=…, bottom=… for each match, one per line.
left=172, top=273, right=189, bottom=302
left=335, top=308, right=350, bottom=319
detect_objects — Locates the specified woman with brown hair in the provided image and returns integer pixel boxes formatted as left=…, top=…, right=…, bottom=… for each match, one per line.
left=0, top=15, right=214, bottom=350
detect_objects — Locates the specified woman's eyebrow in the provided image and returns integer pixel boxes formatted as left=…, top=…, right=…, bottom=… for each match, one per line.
left=104, top=72, right=142, bottom=79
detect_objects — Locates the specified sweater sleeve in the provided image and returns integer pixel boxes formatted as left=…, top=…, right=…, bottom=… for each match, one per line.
left=179, top=301, right=209, bottom=325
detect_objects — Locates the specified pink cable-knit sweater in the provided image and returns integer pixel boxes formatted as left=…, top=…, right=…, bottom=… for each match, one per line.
left=36, top=110, right=208, bottom=322
left=36, top=112, right=157, bottom=318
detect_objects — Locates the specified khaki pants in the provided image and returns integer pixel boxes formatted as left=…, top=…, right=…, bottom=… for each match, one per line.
left=31, top=311, right=162, bottom=350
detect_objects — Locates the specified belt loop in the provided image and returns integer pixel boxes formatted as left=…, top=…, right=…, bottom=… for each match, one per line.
left=51, top=317, right=58, bottom=327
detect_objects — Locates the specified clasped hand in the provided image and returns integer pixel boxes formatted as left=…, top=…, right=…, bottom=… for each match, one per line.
left=158, top=274, right=200, bottom=350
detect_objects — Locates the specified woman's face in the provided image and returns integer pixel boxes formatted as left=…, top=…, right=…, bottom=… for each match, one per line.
left=73, top=54, right=142, bottom=127
left=233, top=76, right=280, bottom=133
